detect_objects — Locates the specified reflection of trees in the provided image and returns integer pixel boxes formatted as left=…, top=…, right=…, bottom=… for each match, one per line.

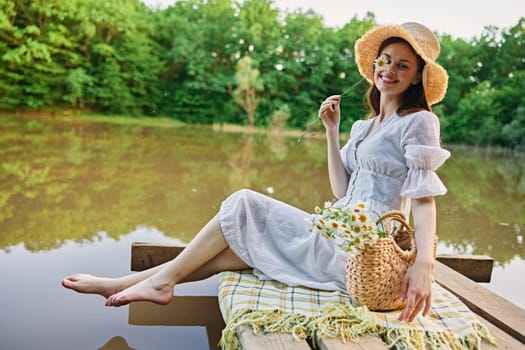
left=98, top=336, right=136, bottom=350
left=0, top=117, right=230, bottom=250
left=278, top=137, right=333, bottom=211
left=2, top=116, right=523, bottom=267
left=437, top=146, right=525, bottom=265
left=0, top=118, right=336, bottom=252
left=226, top=133, right=256, bottom=189
left=267, top=133, right=289, bottom=160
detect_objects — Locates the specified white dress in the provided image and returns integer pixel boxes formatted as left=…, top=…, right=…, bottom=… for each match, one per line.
left=219, top=111, right=450, bottom=292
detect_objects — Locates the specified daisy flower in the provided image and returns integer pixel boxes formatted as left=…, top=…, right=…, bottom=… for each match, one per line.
left=306, top=202, right=384, bottom=254
left=374, top=55, right=389, bottom=71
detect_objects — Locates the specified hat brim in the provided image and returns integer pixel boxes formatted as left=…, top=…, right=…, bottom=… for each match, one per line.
left=355, top=25, right=448, bottom=105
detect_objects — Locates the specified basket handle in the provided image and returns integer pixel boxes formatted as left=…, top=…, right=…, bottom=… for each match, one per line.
left=375, top=210, right=414, bottom=237
left=375, top=211, right=437, bottom=256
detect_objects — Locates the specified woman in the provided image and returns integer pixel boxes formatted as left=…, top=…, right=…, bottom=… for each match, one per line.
left=62, top=22, right=450, bottom=323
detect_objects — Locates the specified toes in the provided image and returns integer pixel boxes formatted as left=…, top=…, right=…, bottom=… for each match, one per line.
left=105, top=294, right=124, bottom=307
left=105, top=295, right=117, bottom=306
left=61, top=278, right=75, bottom=289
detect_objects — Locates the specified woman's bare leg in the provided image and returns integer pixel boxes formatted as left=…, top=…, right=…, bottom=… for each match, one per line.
left=105, top=213, right=246, bottom=306
left=181, top=247, right=250, bottom=282
left=61, top=246, right=248, bottom=298
left=63, top=213, right=250, bottom=306
left=62, top=262, right=168, bottom=298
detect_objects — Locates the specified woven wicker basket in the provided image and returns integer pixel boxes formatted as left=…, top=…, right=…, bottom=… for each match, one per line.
left=345, top=210, right=417, bottom=311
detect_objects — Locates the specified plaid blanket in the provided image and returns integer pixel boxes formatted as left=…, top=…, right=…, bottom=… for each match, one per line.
left=218, top=270, right=496, bottom=350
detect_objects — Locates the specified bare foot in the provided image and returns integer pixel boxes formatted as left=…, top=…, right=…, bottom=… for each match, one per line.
left=105, top=276, right=174, bottom=307
left=61, top=274, right=122, bottom=299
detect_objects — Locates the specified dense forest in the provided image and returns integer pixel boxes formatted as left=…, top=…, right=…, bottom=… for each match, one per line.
left=0, top=0, right=524, bottom=147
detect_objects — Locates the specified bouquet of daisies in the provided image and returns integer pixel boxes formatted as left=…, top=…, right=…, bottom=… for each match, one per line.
left=307, top=202, right=388, bottom=254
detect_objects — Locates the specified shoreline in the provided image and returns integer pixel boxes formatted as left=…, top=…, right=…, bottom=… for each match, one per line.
left=1, top=110, right=522, bottom=153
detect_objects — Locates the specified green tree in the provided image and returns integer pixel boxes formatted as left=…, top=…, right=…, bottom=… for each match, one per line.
left=495, top=70, right=525, bottom=147
left=438, top=34, right=480, bottom=119
left=502, top=106, right=525, bottom=147
left=447, top=81, right=500, bottom=145
left=63, top=68, right=93, bottom=108
left=235, top=0, right=281, bottom=125
left=0, top=0, right=523, bottom=148
left=231, top=56, right=263, bottom=127
left=0, top=0, right=162, bottom=114
left=0, top=0, right=70, bottom=108
left=153, top=0, right=240, bottom=123
left=69, top=0, right=162, bottom=114
left=439, top=18, right=525, bottom=146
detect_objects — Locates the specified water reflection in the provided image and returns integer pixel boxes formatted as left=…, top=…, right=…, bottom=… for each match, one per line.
left=7, top=116, right=332, bottom=249
left=129, top=296, right=225, bottom=350
left=0, top=227, right=215, bottom=350
left=0, top=114, right=524, bottom=349
left=99, top=337, right=136, bottom=350
left=226, top=133, right=256, bottom=189
left=1, top=115, right=522, bottom=264
left=437, top=146, right=525, bottom=265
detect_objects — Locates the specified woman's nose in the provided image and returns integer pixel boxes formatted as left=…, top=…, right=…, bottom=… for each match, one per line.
left=384, top=62, right=395, bottom=73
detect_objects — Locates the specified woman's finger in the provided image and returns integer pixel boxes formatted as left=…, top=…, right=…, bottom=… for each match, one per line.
left=399, top=287, right=417, bottom=321
left=407, top=297, right=425, bottom=322
left=422, top=293, right=432, bottom=317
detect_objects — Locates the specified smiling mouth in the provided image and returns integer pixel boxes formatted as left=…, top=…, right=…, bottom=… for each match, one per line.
left=379, top=74, right=399, bottom=84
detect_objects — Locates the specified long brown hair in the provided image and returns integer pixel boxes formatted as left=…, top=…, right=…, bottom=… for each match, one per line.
left=366, top=37, right=430, bottom=118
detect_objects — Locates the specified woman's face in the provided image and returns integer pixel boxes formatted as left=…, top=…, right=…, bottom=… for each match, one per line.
left=374, top=42, right=422, bottom=99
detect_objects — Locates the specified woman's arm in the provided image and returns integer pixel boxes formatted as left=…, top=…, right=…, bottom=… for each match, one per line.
left=319, top=95, right=349, bottom=199
left=398, top=196, right=436, bottom=322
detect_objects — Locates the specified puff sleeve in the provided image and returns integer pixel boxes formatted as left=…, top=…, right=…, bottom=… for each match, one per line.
left=400, top=112, right=451, bottom=198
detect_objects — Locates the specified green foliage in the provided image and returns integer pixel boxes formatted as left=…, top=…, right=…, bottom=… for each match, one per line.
left=0, top=1, right=523, bottom=147
left=231, top=56, right=263, bottom=126
left=439, top=19, right=525, bottom=147
left=0, top=0, right=162, bottom=114
left=502, top=106, right=525, bottom=147
left=269, top=104, right=290, bottom=132
left=153, top=0, right=239, bottom=124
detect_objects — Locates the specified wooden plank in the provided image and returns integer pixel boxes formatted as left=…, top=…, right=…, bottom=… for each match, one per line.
left=129, top=243, right=525, bottom=346
left=238, top=325, right=311, bottom=350
left=131, top=243, right=494, bottom=282
left=436, top=254, right=493, bottom=282
left=477, top=313, right=525, bottom=350
left=317, top=335, right=387, bottom=350
left=129, top=296, right=224, bottom=350
left=131, top=242, right=185, bottom=271
left=434, top=260, right=525, bottom=344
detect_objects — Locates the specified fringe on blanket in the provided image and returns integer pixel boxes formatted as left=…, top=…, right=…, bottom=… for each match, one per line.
left=381, top=326, right=497, bottom=350
left=219, top=309, right=311, bottom=350
left=219, top=303, right=497, bottom=350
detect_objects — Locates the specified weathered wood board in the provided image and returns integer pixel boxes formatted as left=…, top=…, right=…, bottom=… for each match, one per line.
left=129, top=242, right=524, bottom=349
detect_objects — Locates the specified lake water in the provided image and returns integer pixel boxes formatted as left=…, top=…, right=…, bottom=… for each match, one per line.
left=0, top=114, right=523, bottom=350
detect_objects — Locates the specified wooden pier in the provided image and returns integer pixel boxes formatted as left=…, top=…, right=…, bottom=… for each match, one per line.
left=129, top=242, right=525, bottom=349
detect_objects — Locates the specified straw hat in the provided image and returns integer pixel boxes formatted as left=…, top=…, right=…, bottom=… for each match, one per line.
left=355, top=22, right=448, bottom=106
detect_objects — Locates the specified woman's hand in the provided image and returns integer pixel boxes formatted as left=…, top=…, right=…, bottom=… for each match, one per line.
left=319, top=95, right=341, bottom=132
left=398, top=258, right=434, bottom=322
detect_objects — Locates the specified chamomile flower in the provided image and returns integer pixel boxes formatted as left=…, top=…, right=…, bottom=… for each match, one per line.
left=374, top=55, right=389, bottom=71
left=306, top=202, right=385, bottom=254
